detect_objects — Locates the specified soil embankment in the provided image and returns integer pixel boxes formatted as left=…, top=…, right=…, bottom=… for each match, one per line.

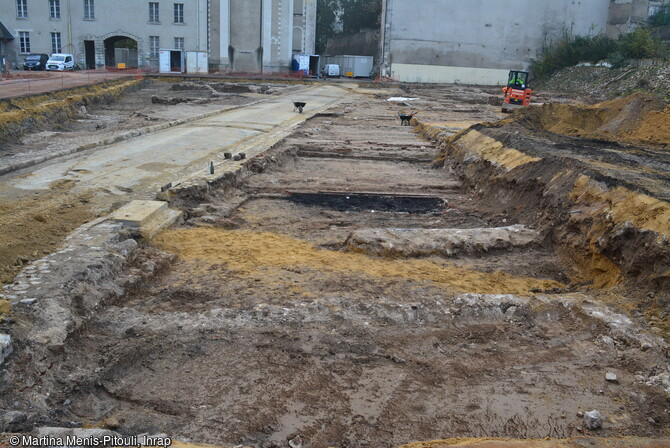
left=516, top=92, right=670, bottom=147
left=426, top=92, right=670, bottom=294
left=0, top=79, right=143, bottom=145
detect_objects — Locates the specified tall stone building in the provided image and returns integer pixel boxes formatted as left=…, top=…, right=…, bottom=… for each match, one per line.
left=0, top=0, right=315, bottom=73
left=379, top=0, right=655, bottom=84
left=0, top=0, right=208, bottom=69
left=208, top=0, right=316, bottom=73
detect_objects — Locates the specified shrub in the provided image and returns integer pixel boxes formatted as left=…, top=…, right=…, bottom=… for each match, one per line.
left=618, top=27, right=669, bottom=59
left=649, top=3, right=670, bottom=27
left=531, top=27, right=669, bottom=79
left=607, top=51, right=626, bottom=68
left=530, top=32, right=616, bottom=78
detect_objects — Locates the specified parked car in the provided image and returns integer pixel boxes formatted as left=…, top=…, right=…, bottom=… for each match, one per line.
left=322, top=64, right=341, bottom=77
left=23, top=54, right=49, bottom=71
left=46, top=53, right=75, bottom=71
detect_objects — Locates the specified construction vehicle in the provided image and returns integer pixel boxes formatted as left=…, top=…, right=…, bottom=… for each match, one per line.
left=501, top=70, right=532, bottom=112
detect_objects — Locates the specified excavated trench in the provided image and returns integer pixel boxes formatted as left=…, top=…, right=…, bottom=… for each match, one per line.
left=1, top=88, right=669, bottom=447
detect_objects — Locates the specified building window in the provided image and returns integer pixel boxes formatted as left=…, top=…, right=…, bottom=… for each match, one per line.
left=19, top=31, right=30, bottom=53
left=149, top=2, right=159, bottom=23
left=173, top=3, right=184, bottom=23
left=149, top=36, right=160, bottom=58
left=17, top=0, right=28, bottom=18
left=49, top=0, right=60, bottom=18
left=293, top=0, right=304, bottom=15
left=174, top=37, right=184, bottom=50
left=84, top=0, right=94, bottom=19
left=51, top=32, right=62, bottom=53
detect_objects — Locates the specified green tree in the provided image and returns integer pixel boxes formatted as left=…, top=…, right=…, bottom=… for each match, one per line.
left=649, top=1, right=670, bottom=27
left=530, top=26, right=669, bottom=78
left=618, top=27, right=669, bottom=59
left=340, top=0, right=382, bottom=34
left=316, top=0, right=382, bottom=53
left=530, top=31, right=616, bottom=78
left=316, top=0, right=340, bottom=53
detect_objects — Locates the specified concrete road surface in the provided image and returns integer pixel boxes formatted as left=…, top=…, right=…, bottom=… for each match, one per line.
left=0, top=84, right=353, bottom=209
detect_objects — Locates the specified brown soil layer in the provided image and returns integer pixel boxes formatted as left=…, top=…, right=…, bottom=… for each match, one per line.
left=0, top=180, right=95, bottom=283
left=0, top=79, right=143, bottom=144
left=154, top=227, right=562, bottom=295
left=516, top=92, right=670, bottom=147
left=431, top=117, right=670, bottom=293
left=400, top=436, right=670, bottom=448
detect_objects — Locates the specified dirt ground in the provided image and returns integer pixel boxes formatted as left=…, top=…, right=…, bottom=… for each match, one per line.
left=1, top=81, right=669, bottom=448
left=0, top=79, right=298, bottom=284
left=0, top=179, right=95, bottom=283
left=0, top=79, right=295, bottom=168
left=535, top=62, right=670, bottom=104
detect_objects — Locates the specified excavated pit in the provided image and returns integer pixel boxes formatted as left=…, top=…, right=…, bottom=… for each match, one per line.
left=1, top=85, right=668, bottom=448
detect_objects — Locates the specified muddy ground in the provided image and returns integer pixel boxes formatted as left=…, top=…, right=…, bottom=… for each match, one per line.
left=1, top=81, right=669, bottom=448
left=3, top=85, right=670, bottom=447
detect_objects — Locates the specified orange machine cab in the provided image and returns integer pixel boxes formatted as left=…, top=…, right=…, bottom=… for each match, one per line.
left=502, top=70, right=532, bottom=112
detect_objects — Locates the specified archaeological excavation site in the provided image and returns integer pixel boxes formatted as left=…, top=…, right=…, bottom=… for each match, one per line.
left=0, top=75, right=669, bottom=448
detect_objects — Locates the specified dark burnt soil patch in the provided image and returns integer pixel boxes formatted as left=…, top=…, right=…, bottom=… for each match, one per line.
left=285, top=192, right=446, bottom=214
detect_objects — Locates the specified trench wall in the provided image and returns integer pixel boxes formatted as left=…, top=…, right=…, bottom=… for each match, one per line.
left=417, top=121, right=670, bottom=291
left=0, top=79, right=143, bottom=144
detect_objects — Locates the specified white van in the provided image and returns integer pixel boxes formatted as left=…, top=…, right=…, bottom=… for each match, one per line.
left=322, top=64, right=340, bottom=77
left=46, top=53, right=75, bottom=71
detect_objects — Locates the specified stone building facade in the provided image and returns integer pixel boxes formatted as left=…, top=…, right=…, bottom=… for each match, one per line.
left=0, top=0, right=315, bottom=73
left=208, top=0, right=316, bottom=73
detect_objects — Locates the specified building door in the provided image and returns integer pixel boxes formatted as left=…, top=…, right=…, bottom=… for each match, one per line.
left=103, top=36, right=138, bottom=68
left=84, top=40, right=95, bottom=69
left=170, top=50, right=182, bottom=72
left=159, top=50, right=183, bottom=73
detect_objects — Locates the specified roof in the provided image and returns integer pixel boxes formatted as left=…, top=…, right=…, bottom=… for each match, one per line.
left=0, top=21, right=14, bottom=40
